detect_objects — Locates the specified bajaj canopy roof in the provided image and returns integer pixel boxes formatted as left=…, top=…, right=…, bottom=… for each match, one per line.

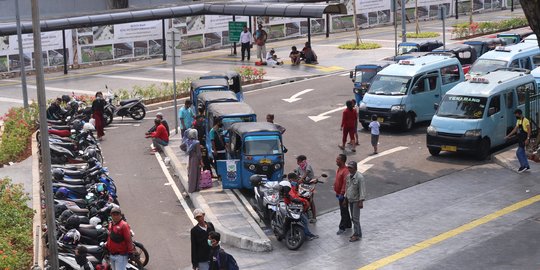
left=191, top=78, right=229, bottom=90
left=197, top=91, right=238, bottom=104
left=207, top=102, right=255, bottom=117
left=230, top=122, right=280, bottom=135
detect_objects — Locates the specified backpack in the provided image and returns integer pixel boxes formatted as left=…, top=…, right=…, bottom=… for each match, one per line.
left=217, top=249, right=239, bottom=270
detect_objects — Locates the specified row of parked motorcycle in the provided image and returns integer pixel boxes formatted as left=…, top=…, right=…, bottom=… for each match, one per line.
left=39, top=95, right=149, bottom=269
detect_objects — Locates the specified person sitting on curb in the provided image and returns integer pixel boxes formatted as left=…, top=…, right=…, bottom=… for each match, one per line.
left=266, top=49, right=284, bottom=67
left=289, top=46, right=301, bottom=66
left=301, top=42, right=318, bottom=64
left=145, top=118, right=169, bottom=153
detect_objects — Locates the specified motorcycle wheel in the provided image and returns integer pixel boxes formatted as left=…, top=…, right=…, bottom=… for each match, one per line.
left=285, top=225, right=305, bottom=250
left=36, top=130, right=41, bottom=144
left=129, top=105, right=146, bottom=121
left=104, top=111, right=114, bottom=126
left=270, top=213, right=283, bottom=241
left=134, top=241, right=149, bottom=266
left=128, top=253, right=145, bottom=270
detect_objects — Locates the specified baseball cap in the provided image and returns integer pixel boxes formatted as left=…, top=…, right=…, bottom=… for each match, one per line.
left=193, top=208, right=205, bottom=218
left=111, top=207, right=122, bottom=214
left=346, top=161, right=357, bottom=169
left=156, top=112, right=163, bottom=117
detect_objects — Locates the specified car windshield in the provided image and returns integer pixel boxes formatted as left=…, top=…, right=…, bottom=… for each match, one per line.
left=470, top=59, right=508, bottom=74
left=355, top=68, right=378, bottom=83
left=222, top=116, right=253, bottom=129
left=468, top=44, right=483, bottom=55
left=244, top=135, right=282, bottom=155
left=437, top=95, right=487, bottom=119
left=399, top=45, right=418, bottom=54
left=368, top=75, right=411, bottom=95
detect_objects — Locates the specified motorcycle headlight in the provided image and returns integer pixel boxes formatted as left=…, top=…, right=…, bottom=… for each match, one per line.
left=248, top=164, right=256, bottom=171
left=464, top=129, right=481, bottom=137
left=427, top=125, right=437, bottom=136
left=358, top=102, right=367, bottom=111
left=274, top=164, right=281, bottom=170
left=391, top=105, right=405, bottom=112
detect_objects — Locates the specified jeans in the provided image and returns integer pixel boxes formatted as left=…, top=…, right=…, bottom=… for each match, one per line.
left=197, top=261, right=210, bottom=270
left=338, top=197, right=351, bottom=230
left=110, top=254, right=128, bottom=270
left=241, top=42, right=251, bottom=60
left=300, top=213, right=315, bottom=237
left=152, top=137, right=169, bottom=150
left=516, top=146, right=530, bottom=168
left=349, top=202, right=362, bottom=237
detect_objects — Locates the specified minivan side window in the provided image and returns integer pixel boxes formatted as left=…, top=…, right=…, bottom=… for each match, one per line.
left=509, top=59, right=520, bottom=68
left=517, top=82, right=535, bottom=105
left=520, top=57, right=532, bottom=70
left=440, top=65, right=460, bottom=85
left=488, top=95, right=501, bottom=115
left=533, top=55, right=540, bottom=67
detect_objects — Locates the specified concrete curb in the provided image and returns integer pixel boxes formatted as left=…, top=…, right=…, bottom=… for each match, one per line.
left=31, top=131, right=44, bottom=269
left=492, top=146, right=519, bottom=172
left=163, top=145, right=272, bottom=252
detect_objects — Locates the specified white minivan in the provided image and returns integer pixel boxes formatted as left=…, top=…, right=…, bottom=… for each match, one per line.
left=469, top=43, right=540, bottom=75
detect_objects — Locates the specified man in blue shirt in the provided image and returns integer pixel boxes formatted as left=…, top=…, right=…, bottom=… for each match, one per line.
left=179, top=100, right=194, bottom=137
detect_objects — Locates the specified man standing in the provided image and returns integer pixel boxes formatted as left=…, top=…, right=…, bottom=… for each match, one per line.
left=209, top=118, right=226, bottom=163
left=335, top=154, right=351, bottom=235
left=505, top=109, right=532, bottom=173
left=105, top=207, right=134, bottom=270
left=179, top=100, right=195, bottom=137
left=253, top=23, right=267, bottom=62
left=191, top=209, right=215, bottom=270
left=345, top=161, right=366, bottom=242
left=266, top=114, right=286, bottom=134
left=239, top=26, right=253, bottom=61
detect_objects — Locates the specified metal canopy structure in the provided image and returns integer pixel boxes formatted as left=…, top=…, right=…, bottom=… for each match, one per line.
left=0, top=2, right=346, bottom=36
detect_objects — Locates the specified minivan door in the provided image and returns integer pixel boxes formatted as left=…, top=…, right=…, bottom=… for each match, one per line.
left=485, top=95, right=506, bottom=146
left=410, top=72, right=440, bottom=121
left=504, top=90, right=516, bottom=134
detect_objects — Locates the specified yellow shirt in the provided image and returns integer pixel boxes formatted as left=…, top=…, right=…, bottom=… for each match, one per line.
left=516, top=117, right=530, bottom=133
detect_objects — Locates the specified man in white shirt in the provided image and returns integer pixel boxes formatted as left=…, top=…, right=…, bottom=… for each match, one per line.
left=239, top=26, right=253, bottom=61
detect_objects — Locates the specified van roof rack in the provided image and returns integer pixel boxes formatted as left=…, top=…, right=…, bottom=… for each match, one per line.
left=490, top=67, right=530, bottom=74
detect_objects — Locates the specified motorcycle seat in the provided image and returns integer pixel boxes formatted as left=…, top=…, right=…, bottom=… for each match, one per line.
left=70, top=207, right=89, bottom=215
left=120, top=98, right=139, bottom=106
left=51, top=142, right=76, bottom=151
left=62, top=169, right=87, bottom=178
left=53, top=183, right=88, bottom=196
left=78, top=226, right=101, bottom=239
left=66, top=198, right=88, bottom=208
left=50, top=125, right=71, bottom=130
left=80, top=244, right=102, bottom=255
left=47, top=119, right=64, bottom=125
left=55, top=178, right=86, bottom=186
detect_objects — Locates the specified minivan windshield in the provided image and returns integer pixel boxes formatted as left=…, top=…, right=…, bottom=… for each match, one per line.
left=368, top=75, right=411, bottom=95
left=470, top=59, right=507, bottom=74
left=355, top=68, right=378, bottom=83
left=437, top=95, right=488, bottom=119
left=244, top=135, right=282, bottom=155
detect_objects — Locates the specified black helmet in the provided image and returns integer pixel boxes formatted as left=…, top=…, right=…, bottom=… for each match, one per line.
left=249, top=175, right=263, bottom=186
left=61, top=95, right=71, bottom=103
left=54, top=204, right=68, bottom=218
left=72, top=119, right=83, bottom=130
left=82, top=148, right=97, bottom=161
left=58, top=209, right=75, bottom=224
left=65, top=215, right=81, bottom=230
left=52, top=168, right=64, bottom=181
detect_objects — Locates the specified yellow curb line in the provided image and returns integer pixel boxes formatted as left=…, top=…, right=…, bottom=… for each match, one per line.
left=358, top=194, right=540, bottom=270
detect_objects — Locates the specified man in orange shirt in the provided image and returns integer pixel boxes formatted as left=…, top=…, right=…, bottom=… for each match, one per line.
left=335, top=154, right=351, bottom=235
left=146, top=118, right=169, bottom=153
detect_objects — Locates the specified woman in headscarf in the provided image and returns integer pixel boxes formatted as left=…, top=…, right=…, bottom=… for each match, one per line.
left=186, top=129, right=203, bottom=193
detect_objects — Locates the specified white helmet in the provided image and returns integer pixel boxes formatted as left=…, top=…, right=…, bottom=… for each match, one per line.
left=89, top=217, right=102, bottom=227
left=61, top=229, right=81, bottom=245
left=83, top=122, right=95, bottom=132
left=279, top=180, right=291, bottom=188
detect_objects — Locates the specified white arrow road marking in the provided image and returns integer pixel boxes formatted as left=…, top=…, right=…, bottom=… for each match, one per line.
left=308, top=106, right=346, bottom=122
left=357, top=146, right=408, bottom=173
left=282, top=88, right=315, bottom=103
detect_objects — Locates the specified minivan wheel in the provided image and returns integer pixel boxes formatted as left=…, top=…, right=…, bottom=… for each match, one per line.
left=402, top=113, right=414, bottom=131
left=476, top=139, right=490, bottom=160
left=361, top=122, right=369, bottom=130
left=428, top=147, right=441, bottom=156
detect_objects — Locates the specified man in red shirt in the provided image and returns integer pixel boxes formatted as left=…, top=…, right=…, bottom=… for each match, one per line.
left=146, top=118, right=169, bottom=152
left=335, top=154, right=351, bottom=235
left=105, top=207, right=134, bottom=270
left=340, top=100, right=358, bottom=152
left=280, top=181, right=319, bottom=240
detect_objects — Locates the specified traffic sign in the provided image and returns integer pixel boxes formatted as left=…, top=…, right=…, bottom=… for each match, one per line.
left=228, top=21, right=247, bottom=43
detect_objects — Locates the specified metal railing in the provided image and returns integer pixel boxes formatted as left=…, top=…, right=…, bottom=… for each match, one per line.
left=525, top=92, right=540, bottom=135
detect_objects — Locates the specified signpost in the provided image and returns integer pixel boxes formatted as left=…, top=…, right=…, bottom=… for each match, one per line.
left=228, top=21, right=247, bottom=43
left=439, top=5, right=447, bottom=50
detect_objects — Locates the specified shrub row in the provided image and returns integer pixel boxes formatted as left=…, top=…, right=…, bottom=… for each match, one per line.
left=452, top=17, right=529, bottom=39
left=402, top=32, right=440, bottom=38
left=235, top=66, right=267, bottom=82
left=339, top=42, right=382, bottom=50
left=0, top=104, right=39, bottom=166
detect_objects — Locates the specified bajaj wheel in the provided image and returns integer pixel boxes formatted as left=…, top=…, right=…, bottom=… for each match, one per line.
left=134, top=241, right=149, bottom=266
left=104, top=111, right=114, bottom=126
left=130, top=104, right=146, bottom=120
left=285, top=225, right=305, bottom=250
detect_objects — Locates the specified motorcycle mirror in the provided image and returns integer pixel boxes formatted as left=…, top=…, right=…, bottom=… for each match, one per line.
left=321, top=174, right=328, bottom=178
left=99, top=242, right=105, bottom=247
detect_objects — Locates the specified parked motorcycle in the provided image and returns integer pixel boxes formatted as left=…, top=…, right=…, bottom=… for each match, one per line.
left=270, top=199, right=306, bottom=250
left=104, top=86, right=146, bottom=126
left=297, top=174, right=327, bottom=220
left=250, top=175, right=280, bottom=222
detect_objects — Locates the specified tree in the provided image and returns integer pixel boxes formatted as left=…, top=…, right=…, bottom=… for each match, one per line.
left=520, top=0, right=540, bottom=48
left=415, top=0, right=420, bottom=34
left=352, top=0, right=361, bottom=46
left=469, top=0, right=474, bottom=24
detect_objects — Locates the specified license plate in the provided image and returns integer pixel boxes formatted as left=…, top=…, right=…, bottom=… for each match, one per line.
left=377, top=117, right=384, bottom=123
left=441, top=145, right=457, bottom=152
left=260, top=158, right=271, bottom=164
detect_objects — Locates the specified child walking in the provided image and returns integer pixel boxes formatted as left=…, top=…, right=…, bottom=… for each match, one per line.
left=369, top=115, right=380, bottom=155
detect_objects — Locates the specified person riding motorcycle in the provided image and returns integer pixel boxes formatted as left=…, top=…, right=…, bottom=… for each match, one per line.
left=47, top=97, right=68, bottom=120
left=278, top=180, right=319, bottom=241
left=292, top=156, right=318, bottom=224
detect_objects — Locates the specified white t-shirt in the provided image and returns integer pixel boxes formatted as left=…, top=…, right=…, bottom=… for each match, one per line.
left=240, top=31, right=252, bottom=43
left=369, top=121, right=380, bottom=135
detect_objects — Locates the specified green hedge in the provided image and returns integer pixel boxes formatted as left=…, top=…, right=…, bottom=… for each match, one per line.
left=401, top=32, right=440, bottom=38
left=0, top=104, right=39, bottom=166
left=339, top=42, right=381, bottom=50
left=0, top=177, right=34, bottom=270
left=452, top=17, right=529, bottom=39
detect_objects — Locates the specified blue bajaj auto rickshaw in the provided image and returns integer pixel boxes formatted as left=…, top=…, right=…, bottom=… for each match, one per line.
left=205, top=102, right=257, bottom=161
left=197, top=91, right=238, bottom=110
left=217, top=122, right=285, bottom=189
left=199, top=71, right=244, bottom=101
left=190, top=78, right=230, bottom=109
left=350, top=62, right=391, bottom=105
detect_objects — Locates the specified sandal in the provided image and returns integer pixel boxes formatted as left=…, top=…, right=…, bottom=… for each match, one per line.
left=349, top=236, right=360, bottom=242
left=338, top=145, right=345, bottom=150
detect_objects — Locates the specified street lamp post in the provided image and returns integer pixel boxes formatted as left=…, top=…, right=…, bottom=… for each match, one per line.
left=30, top=0, right=58, bottom=268
left=15, top=0, right=29, bottom=109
